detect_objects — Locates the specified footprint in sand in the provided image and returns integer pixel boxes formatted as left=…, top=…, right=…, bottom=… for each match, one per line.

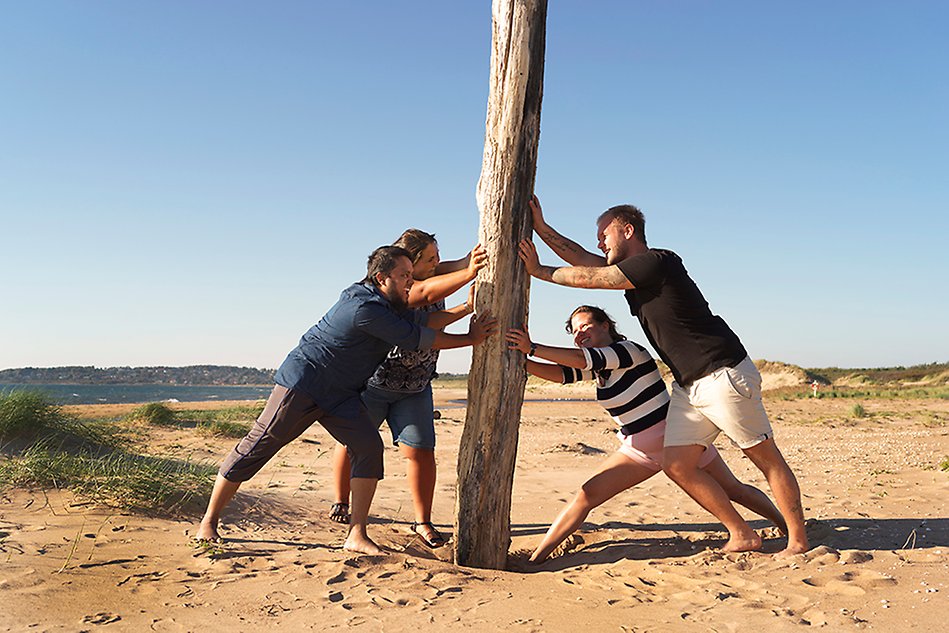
left=543, top=442, right=606, bottom=455
left=838, top=550, right=873, bottom=565
left=800, top=544, right=841, bottom=565
left=81, top=612, right=121, bottom=625
left=801, top=569, right=897, bottom=595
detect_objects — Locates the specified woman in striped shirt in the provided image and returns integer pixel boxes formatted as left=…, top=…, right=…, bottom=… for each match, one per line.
left=507, top=306, right=786, bottom=563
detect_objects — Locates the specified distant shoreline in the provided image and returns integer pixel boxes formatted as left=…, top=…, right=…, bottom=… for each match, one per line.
left=0, top=383, right=275, bottom=405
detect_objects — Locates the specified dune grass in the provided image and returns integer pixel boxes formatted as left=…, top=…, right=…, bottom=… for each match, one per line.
left=1, top=390, right=119, bottom=446
left=768, top=385, right=949, bottom=401
left=0, top=441, right=214, bottom=512
left=174, top=403, right=261, bottom=438
left=0, top=391, right=214, bottom=513
left=122, top=402, right=259, bottom=438
left=126, top=402, right=177, bottom=426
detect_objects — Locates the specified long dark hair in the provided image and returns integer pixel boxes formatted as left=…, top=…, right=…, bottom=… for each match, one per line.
left=565, top=305, right=626, bottom=342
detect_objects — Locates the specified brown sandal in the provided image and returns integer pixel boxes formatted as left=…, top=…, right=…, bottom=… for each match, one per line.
left=411, top=521, right=446, bottom=548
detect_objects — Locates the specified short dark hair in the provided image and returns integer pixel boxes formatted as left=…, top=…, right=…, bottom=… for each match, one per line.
left=363, top=245, right=412, bottom=287
left=565, top=305, right=626, bottom=343
left=393, top=229, right=437, bottom=263
left=597, top=204, right=646, bottom=245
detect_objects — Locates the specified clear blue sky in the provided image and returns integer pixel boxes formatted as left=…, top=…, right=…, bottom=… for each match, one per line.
left=2, top=2, right=946, bottom=374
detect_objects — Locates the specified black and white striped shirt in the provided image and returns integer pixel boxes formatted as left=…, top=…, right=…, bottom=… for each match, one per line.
left=560, top=340, right=669, bottom=436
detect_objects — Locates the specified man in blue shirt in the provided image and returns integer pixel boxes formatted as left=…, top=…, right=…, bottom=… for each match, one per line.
left=197, top=245, right=497, bottom=555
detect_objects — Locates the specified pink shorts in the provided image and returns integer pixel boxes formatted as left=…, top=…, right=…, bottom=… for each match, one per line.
left=617, top=420, right=718, bottom=471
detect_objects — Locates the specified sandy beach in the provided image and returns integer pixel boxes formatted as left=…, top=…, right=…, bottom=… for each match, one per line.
left=2, top=386, right=947, bottom=632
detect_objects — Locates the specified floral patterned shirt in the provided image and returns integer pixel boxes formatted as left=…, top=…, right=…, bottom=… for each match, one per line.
left=366, top=299, right=444, bottom=393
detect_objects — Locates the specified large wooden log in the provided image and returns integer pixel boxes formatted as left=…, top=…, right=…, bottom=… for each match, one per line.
left=454, top=0, right=547, bottom=570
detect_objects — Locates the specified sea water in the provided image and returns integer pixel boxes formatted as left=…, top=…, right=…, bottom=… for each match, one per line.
left=0, top=384, right=273, bottom=405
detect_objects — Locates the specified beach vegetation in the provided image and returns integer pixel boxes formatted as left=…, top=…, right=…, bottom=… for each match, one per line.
left=174, top=403, right=261, bottom=438
left=851, top=403, right=867, bottom=418
left=127, top=402, right=177, bottom=426
left=765, top=385, right=949, bottom=401
left=0, top=391, right=213, bottom=513
left=195, top=419, right=250, bottom=438
left=0, top=441, right=213, bottom=512
left=0, top=390, right=118, bottom=447
left=940, top=457, right=949, bottom=472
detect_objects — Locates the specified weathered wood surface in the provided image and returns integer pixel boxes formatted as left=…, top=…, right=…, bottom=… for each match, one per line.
left=454, top=0, right=547, bottom=570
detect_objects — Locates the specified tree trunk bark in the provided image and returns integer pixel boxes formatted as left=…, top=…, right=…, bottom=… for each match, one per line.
left=454, top=0, right=547, bottom=570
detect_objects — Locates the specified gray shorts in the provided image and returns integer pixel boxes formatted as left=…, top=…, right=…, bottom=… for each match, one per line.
left=219, top=384, right=384, bottom=481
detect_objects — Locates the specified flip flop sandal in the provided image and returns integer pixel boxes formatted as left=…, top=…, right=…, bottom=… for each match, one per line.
left=329, top=502, right=350, bottom=524
left=411, top=521, right=447, bottom=548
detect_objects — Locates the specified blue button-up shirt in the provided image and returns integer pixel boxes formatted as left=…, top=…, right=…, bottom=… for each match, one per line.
left=274, top=282, right=437, bottom=418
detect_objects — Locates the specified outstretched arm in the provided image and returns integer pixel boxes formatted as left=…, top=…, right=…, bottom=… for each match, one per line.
left=409, top=244, right=487, bottom=308
left=529, top=195, right=606, bottom=267
left=425, top=286, right=475, bottom=330
left=431, top=312, right=498, bottom=350
left=518, top=240, right=634, bottom=290
left=507, top=327, right=582, bottom=382
left=525, top=359, right=567, bottom=383
left=506, top=327, right=588, bottom=368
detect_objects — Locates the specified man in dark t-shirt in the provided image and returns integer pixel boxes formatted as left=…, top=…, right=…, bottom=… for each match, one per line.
left=519, top=195, right=808, bottom=557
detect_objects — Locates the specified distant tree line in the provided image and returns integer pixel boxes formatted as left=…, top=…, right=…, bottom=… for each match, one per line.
left=0, top=365, right=276, bottom=386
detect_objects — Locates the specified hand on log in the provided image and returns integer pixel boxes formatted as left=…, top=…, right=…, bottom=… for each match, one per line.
left=505, top=327, right=532, bottom=355
left=468, top=311, right=498, bottom=345
left=517, top=239, right=542, bottom=276
left=466, top=244, right=488, bottom=279
left=528, top=194, right=546, bottom=231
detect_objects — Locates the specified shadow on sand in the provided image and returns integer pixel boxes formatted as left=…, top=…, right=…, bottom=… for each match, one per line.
left=507, top=516, right=948, bottom=572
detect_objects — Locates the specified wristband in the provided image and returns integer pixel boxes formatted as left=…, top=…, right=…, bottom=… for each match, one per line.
left=528, top=342, right=537, bottom=357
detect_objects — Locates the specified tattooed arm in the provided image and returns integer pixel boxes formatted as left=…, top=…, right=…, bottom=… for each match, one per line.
left=518, top=239, right=634, bottom=289
left=529, top=195, right=606, bottom=267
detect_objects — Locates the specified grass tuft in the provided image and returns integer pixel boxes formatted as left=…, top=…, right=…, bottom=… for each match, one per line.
left=196, top=419, right=251, bottom=438
left=126, top=402, right=177, bottom=426
left=1, top=390, right=70, bottom=439
left=175, top=404, right=261, bottom=438
left=850, top=403, right=867, bottom=419
left=0, top=440, right=214, bottom=512
left=1, top=390, right=120, bottom=447
left=0, top=391, right=212, bottom=514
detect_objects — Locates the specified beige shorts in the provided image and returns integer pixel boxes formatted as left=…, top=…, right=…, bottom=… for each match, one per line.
left=618, top=420, right=717, bottom=471
left=664, top=356, right=773, bottom=450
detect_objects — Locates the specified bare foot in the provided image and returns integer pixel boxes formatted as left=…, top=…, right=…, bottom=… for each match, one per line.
left=530, top=533, right=585, bottom=563
left=722, top=532, right=762, bottom=553
left=343, top=533, right=385, bottom=556
left=774, top=540, right=810, bottom=558
left=195, top=520, right=221, bottom=542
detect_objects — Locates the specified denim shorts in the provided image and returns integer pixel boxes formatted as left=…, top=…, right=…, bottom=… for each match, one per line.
left=361, top=383, right=436, bottom=450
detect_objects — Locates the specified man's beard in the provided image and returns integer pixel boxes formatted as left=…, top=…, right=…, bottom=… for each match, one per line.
left=388, top=292, right=409, bottom=312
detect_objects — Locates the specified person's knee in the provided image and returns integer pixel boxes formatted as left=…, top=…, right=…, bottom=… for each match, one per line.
left=743, top=439, right=789, bottom=475
left=662, top=446, right=704, bottom=481
left=576, top=482, right=602, bottom=510
left=401, top=445, right=435, bottom=464
left=349, top=434, right=385, bottom=479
